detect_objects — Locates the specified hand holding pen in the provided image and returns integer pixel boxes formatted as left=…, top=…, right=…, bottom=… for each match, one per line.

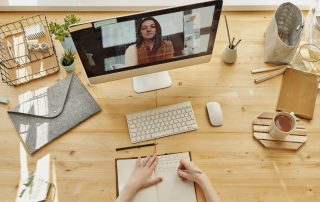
left=178, top=159, right=204, bottom=183
left=177, top=159, right=221, bottom=202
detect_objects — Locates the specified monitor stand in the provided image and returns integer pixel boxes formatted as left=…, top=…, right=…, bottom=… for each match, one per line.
left=133, top=71, right=172, bottom=93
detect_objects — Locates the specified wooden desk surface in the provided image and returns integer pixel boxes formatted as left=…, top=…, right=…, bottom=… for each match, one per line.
left=0, top=11, right=319, bottom=202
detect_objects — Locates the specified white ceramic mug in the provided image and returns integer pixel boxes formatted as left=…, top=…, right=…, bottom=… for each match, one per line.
left=269, top=112, right=296, bottom=139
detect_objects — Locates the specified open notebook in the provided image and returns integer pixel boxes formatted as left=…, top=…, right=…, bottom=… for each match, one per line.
left=116, top=152, right=197, bottom=202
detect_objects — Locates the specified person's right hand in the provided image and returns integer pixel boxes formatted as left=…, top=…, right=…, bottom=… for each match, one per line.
left=177, top=159, right=207, bottom=185
left=177, top=159, right=221, bottom=202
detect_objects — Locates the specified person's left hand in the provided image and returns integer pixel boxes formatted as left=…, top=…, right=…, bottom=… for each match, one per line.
left=125, top=154, right=163, bottom=192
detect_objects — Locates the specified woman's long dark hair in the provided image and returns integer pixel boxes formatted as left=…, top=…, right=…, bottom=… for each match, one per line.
left=136, top=17, right=163, bottom=52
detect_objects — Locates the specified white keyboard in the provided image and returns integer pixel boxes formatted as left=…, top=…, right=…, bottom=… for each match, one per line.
left=126, top=101, right=198, bottom=143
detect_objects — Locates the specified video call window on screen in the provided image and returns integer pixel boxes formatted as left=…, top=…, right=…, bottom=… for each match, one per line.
left=101, top=6, right=215, bottom=72
left=70, top=3, right=218, bottom=77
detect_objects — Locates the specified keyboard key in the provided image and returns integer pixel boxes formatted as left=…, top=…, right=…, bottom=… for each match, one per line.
left=128, top=124, right=135, bottom=129
left=131, top=128, right=138, bottom=133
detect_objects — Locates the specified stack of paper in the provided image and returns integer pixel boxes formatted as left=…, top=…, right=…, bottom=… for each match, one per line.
left=25, top=23, right=45, bottom=40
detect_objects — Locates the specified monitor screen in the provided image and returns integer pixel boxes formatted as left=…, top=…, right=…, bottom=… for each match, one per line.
left=70, top=1, right=222, bottom=78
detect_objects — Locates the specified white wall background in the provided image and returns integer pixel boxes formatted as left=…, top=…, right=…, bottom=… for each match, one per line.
left=0, top=0, right=313, bottom=11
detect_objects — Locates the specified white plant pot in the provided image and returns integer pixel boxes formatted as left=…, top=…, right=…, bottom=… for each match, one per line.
left=60, top=57, right=75, bottom=72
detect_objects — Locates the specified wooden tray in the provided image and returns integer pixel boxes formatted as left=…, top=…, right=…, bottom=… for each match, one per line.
left=252, top=112, right=307, bottom=150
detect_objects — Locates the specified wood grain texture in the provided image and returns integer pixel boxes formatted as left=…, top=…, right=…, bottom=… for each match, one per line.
left=253, top=132, right=307, bottom=143
left=259, top=139, right=303, bottom=150
left=0, top=11, right=320, bottom=202
left=253, top=125, right=307, bottom=136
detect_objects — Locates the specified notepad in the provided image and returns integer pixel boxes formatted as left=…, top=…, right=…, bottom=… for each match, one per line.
left=116, top=152, right=197, bottom=202
left=13, top=35, right=28, bottom=64
left=276, top=68, right=318, bottom=119
left=17, top=154, right=51, bottom=202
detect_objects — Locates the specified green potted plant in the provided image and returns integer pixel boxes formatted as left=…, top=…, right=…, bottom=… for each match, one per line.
left=60, top=48, right=76, bottom=72
left=49, top=14, right=80, bottom=51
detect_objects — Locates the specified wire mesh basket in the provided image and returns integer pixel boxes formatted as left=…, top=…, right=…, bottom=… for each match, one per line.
left=0, top=14, right=59, bottom=86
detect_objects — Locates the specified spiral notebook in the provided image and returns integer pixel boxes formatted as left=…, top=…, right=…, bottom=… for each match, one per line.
left=115, top=152, right=197, bottom=202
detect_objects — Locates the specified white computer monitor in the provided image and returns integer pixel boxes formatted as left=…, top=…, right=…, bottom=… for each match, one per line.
left=69, top=0, right=222, bottom=93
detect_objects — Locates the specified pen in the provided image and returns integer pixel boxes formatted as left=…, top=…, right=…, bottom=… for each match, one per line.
left=233, top=39, right=242, bottom=49
left=180, top=169, right=202, bottom=174
left=231, top=37, right=235, bottom=48
left=224, top=15, right=231, bottom=48
left=116, top=143, right=157, bottom=151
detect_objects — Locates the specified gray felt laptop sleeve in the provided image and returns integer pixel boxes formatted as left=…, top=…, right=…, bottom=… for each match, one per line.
left=7, top=74, right=101, bottom=154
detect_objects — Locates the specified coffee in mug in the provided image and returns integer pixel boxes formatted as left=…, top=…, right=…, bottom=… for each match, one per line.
left=274, top=114, right=293, bottom=132
left=269, top=112, right=296, bottom=139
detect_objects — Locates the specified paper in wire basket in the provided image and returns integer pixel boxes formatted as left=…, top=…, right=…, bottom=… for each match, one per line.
left=25, top=23, right=46, bottom=40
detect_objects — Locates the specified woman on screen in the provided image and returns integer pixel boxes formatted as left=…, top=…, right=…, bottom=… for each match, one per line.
left=125, top=17, right=174, bottom=66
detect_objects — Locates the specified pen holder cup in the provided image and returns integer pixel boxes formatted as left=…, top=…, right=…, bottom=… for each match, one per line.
left=221, top=46, right=237, bottom=64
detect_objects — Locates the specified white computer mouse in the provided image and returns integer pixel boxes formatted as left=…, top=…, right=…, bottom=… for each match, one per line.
left=206, top=102, right=223, bottom=126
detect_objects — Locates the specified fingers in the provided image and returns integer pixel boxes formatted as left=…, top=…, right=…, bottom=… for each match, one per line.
left=150, top=156, right=159, bottom=170
left=146, top=177, right=163, bottom=187
left=142, top=155, right=151, bottom=166
left=136, top=156, right=141, bottom=167
left=137, top=154, right=158, bottom=168
left=178, top=159, right=192, bottom=170
left=146, top=154, right=157, bottom=167
left=178, top=170, right=192, bottom=182
left=178, top=159, right=185, bottom=170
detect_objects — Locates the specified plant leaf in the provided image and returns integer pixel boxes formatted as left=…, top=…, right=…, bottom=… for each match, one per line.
left=19, top=189, right=26, bottom=197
